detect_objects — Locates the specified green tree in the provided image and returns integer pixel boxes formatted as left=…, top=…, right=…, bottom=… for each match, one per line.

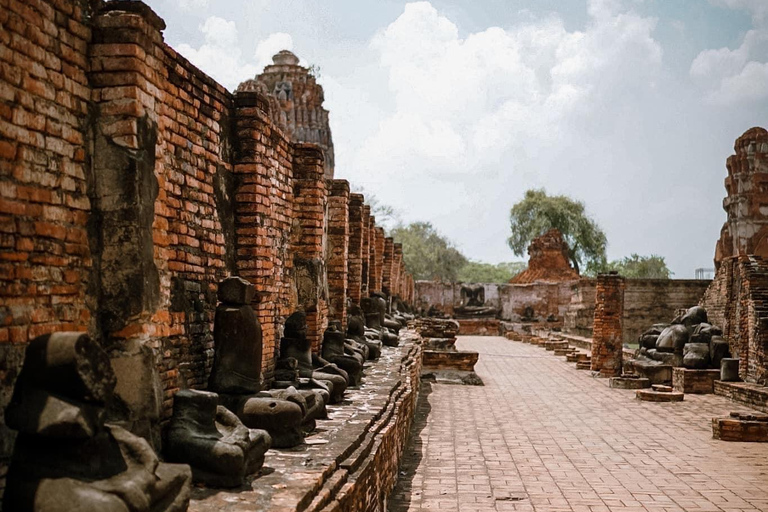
left=457, top=261, right=526, bottom=283
left=390, top=222, right=468, bottom=282
left=508, top=189, right=607, bottom=274
left=593, top=254, right=673, bottom=279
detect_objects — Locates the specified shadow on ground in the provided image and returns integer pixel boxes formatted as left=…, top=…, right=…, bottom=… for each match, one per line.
left=387, top=379, right=433, bottom=512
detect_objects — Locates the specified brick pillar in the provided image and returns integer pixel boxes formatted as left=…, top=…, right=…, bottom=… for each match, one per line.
left=360, top=206, right=371, bottom=299
left=292, top=144, right=328, bottom=353
left=367, top=215, right=377, bottom=294
left=393, top=243, right=404, bottom=298
left=373, top=227, right=385, bottom=293
left=327, top=180, right=349, bottom=329
left=591, top=272, right=625, bottom=377
left=382, top=237, right=395, bottom=296
left=347, top=194, right=365, bottom=304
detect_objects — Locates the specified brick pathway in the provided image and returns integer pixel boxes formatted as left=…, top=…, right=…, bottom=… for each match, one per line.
left=389, top=336, right=768, bottom=512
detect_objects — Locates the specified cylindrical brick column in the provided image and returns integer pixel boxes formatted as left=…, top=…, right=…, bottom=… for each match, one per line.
left=591, top=272, right=625, bottom=377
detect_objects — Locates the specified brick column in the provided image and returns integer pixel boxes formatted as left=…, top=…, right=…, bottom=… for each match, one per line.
left=393, top=243, right=404, bottom=298
left=382, top=237, right=395, bottom=296
left=327, top=180, right=349, bottom=329
left=347, top=194, right=365, bottom=304
left=373, top=227, right=385, bottom=293
left=361, top=207, right=371, bottom=298
left=591, top=272, right=625, bottom=377
left=292, top=144, right=328, bottom=352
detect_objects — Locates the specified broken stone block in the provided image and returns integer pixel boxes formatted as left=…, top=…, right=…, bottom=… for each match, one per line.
left=721, top=358, right=740, bottom=382
left=164, top=389, right=271, bottom=488
left=679, top=306, right=708, bottom=328
left=656, top=325, right=689, bottom=353
left=4, top=332, right=192, bottom=512
left=710, top=336, right=731, bottom=369
left=683, top=343, right=711, bottom=369
left=217, top=275, right=257, bottom=305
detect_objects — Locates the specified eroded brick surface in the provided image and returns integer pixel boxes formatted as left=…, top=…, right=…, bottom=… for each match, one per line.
left=390, top=336, right=768, bottom=512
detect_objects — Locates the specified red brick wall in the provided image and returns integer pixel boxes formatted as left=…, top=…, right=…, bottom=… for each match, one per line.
left=231, top=91, right=296, bottom=380
left=347, top=193, right=364, bottom=304
left=373, top=227, right=385, bottom=293
left=360, top=206, right=371, bottom=299
left=591, top=273, right=625, bottom=377
left=0, top=0, right=94, bottom=491
left=366, top=213, right=376, bottom=295
left=382, top=236, right=394, bottom=295
left=327, top=179, right=349, bottom=329
left=292, top=144, right=329, bottom=352
left=0, top=0, right=92, bottom=350
left=0, top=2, right=417, bottom=496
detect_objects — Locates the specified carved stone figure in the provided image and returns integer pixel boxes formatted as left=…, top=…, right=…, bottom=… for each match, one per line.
left=347, top=303, right=382, bottom=359
left=4, top=332, right=192, bottom=512
left=361, top=296, right=399, bottom=347
left=322, top=325, right=364, bottom=386
left=279, top=311, right=349, bottom=403
left=454, top=284, right=499, bottom=318
left=164, top=389, right=271, bottom=488
left=208, top=277, right=306, bottom=448
left=631, top=306, right=731, bottom=373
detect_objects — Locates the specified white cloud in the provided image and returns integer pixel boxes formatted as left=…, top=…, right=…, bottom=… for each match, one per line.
left=254, top=32, right=294, bottom=70
left=335, top=0, right=671, bottom=266
left=175, top=16, right=258, bottom=90
left=691, top=25, right=768, bottom=104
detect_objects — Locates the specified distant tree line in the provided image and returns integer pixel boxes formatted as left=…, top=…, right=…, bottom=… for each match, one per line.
left=382, top=189, right=672, bottom=283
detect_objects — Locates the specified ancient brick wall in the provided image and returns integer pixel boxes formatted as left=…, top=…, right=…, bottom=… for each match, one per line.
left=291, top=144, right=329, bottom=352
left=591, top=273, right=625, bottom=377
left=715, top=128, right=768, bottom=265
left=565, top=279, right=711, bottom=344
left=382, top=236, right=394, bottom=295
left=700, top=128, right=768, bottom=386
left=0, top=1, right=417, bottom=497
left=347, top=193, right=364, bottom=303
left=393, top=243, right=403, bottom=298
left=0, top=0, right=94, bottom=489
left=373, top=225, right=385, bottom=293
left=231, top=91, right=296, bottom=381
left=327, top=180, right=349, bottom=329
left=361, top=206, right=371, bottom=298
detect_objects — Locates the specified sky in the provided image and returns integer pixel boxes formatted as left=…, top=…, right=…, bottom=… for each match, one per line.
left=145, top=0, right=768, bottom=278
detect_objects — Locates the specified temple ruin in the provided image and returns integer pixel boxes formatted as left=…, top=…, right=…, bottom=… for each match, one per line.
left=2, top=0, right=768, bottom=510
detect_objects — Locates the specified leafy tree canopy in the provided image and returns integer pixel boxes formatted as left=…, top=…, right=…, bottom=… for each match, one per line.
left=457, top=261, right=526, bottom=284
left=591, top=254, right=673, bottom=279
left=508, top=189, right=607, bottom=274
left=390, top=222, right=468, bottom=282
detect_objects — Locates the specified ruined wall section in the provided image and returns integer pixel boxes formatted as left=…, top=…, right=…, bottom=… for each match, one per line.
left=231, top=91, right=296, bottom=380
left=373, top=227, right=385, bottom=293
left=564, top=279, right=710, bottom=344
left=360, top=206, right=371, bottom=298
left=0, top=0, right=94, bottom=485
left=347, top=193, right=364, bottom=304
left=291, top=144, right=329, bottom=352
left=327, top=179, right=349, bottom=329
left=715, top=128, right=768, bottom=266
left=382, top=237, right=394, bottom=295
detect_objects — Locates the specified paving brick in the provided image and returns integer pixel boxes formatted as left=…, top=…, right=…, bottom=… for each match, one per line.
left=390, top=336, right=768, bottom=512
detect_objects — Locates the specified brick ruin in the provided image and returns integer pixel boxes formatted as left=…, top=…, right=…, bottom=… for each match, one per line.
left=0, top=0, right=417, bottom=501
left=702, top=127, right=768, bottom=384
left=509, top=228, right=579, bottom=284
left=590, top=272, right=625, bottom=377
left=416, top=231, right=709, bottom=344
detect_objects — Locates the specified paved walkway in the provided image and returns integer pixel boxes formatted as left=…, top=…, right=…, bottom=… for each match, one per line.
left=389, top=336, right=768, bottom=512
